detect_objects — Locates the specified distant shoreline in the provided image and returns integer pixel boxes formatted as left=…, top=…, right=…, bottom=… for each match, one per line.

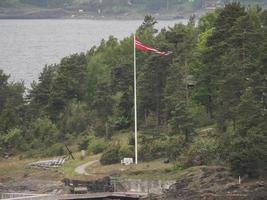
left=0, top=17, right=189, bottom=21
left=0, top=15, right=190, bottom=20
left=0, top=8, right=196, bottom=21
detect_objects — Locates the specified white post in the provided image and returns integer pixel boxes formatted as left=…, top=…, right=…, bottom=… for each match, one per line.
left=134, top=34, right=138, bottom=164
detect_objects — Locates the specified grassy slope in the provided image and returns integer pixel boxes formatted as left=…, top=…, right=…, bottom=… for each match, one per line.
left=87, top=159, right=173, bottom=180
left=0, top=153, right=98, bottom=182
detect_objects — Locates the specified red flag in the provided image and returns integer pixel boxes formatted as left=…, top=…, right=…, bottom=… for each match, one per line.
left=135, top=37, right=172, bottom=56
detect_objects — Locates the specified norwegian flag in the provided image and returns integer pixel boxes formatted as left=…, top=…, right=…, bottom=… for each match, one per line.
left=135, top=37, right=172, bottom=56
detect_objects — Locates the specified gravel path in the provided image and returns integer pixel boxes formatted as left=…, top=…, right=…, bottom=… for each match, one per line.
left=74, top=160, right=99, bottom=175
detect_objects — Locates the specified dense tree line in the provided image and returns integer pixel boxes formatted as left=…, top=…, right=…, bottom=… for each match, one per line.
left=0, top=3, right=266, bottom=177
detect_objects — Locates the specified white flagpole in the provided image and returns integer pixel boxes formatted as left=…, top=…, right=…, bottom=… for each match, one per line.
left=134, top=34, right=138, bottom=164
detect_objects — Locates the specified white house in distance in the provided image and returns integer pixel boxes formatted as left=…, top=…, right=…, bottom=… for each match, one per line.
left=202, top=0, right=223, bottom=10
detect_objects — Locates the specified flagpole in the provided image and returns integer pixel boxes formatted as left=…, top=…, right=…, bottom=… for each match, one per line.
left=134, top=34, right=138, bottom=164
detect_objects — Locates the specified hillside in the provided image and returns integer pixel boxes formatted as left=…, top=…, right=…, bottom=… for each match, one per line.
left=1, top=0, right=267, bottom=19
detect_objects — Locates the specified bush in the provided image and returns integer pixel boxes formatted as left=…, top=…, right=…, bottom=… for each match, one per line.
left=128, top=134, right=135, bottom=146
left=28, top=117, right=60, bottom=147
left=138, top=135, right=155, bottom=161
left=100, top=145, right=120, bottom=165
left=166, top=136, right=185, bottom=161
left=44, top=143, right=65, bottom=157
left=184, top=137, right=219, bottom=167
left=88, top=139, right=107, bottom=154
left=78, top=136, right=90, bottom=151
left=229, top=132, right=267, bottom=178
left=0, top=128, right=23, bottom=152
left=114, top=116, right=130, bottom=130
left=119, top=146, right=134, bottom=158
left=59, top=101, right=90, bottom=136
left=138, top=135, right=169, bottom=161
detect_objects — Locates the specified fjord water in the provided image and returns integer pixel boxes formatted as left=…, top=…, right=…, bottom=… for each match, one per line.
left=0, top=19, right=184, bottom=88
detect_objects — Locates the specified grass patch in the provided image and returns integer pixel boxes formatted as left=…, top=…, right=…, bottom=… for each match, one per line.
left=0, top=157, right=37, bottom=178
left=87, top=159, right=174, bottom=180
left=59, top=153, right=100, bottom=179
left=0, top=153, right=101, bottom=181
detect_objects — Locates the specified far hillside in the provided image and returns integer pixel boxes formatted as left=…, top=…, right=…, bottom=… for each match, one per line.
left=1, top=0, right=267, bottom=19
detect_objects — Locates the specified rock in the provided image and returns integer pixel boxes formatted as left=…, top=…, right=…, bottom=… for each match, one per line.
left=223, top=183, right=240, bottom=192
left=163, top=159, right=170, bottom=164
left=256, top=181, right=264, bottom=187
left=159, top=166, right=266, bottom=200
left=192, top=155, right=202, bottom=165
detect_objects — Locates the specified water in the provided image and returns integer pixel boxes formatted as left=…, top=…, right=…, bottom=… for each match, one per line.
left=0, top=19, right=186, bottom=88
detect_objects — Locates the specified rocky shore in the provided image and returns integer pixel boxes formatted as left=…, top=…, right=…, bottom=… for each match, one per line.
left=145, top=166, right=266, bottom=200
left=1, top=166, right=265, bottom=200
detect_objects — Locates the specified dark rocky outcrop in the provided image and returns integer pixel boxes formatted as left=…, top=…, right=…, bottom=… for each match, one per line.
left=143, top=166, right=266, bottom=200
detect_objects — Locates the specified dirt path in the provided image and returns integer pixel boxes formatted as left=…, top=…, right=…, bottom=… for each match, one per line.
left=74, top=160, right=99, bottom=175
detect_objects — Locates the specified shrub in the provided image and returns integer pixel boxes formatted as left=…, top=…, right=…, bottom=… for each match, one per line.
left=29, top=117, right=60, bottom=147
left=100, top=145, right=120, bottom=165
left=166, top=136, right=185, bottom=161
left=0, top=128, right=23, bottom=152
left=128, top=134, right=135, bottom=146
left=114, top=116, right=130, bottom=130
left=138, top=134, right=171, bottom=161
left=229, top=132, right=267, bottom=178
left=44, top=143, right=65, bottom=157
left=119, top=146, right=134, bottom=158
left=88, top=139, right=107, bottom=154
left=78, top=136, right=90, bottom=151
left=59, top=101, right=90, bottom=135
left=184, top=137, right=219, bottom=167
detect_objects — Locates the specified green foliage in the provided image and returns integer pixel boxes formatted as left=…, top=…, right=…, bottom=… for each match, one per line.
left=184, top=138, right=219, bottom=167
left=198, top=12, right=219, bottom=33
left=29, top=64, right=57, bottom=117
left=100, top=144, right=121, bottom=165
left=0, top=70, right=25, bottom=133
left=50, top=53, right=87, bottom=119
left=0, top=128, right=23, bottom=153
left=78, top=136, right=90, bottom=151
left=59, top=101, right=90, bottom=136
left=166, top=136, right=185, bottom=161
left=193, top=3, right=267, bottom=177
left=88, top=138, right=107, bottom=154
left=119, top=146, right=134, bottom=158
left=27, top=117, right=60, bottom=154
left=45, top=143, right=65, bottom=157
left=138, top=134, right=168, bottom=161
left=229, top=133, right=267, bottom=178
left=168, top=103, right=194, bottom=141
left=227, top=89, right=267, bottom=177
left=1, top=3, right=266, bottom=179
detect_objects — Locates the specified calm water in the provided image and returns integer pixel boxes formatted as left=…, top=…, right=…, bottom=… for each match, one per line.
left=0, top=19, right=185, bottom=87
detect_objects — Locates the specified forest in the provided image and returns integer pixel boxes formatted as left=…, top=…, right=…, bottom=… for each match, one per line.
left=0, top=2, right=266, bottom=178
